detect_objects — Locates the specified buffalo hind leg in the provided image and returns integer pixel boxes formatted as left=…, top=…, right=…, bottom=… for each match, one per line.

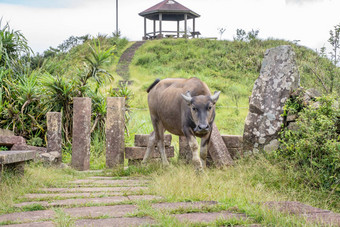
left=142, top=131, right=156, bottom=164
left=155, top=123, right=169, bottom=166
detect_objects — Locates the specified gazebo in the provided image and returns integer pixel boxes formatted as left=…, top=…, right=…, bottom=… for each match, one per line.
left=139, top=0, right=200, bottom=40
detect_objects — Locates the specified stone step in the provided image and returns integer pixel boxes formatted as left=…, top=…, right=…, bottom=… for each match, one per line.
left=14, top=195, right=162, bottom=208
left=173, top=211, right=248, bottom=223
left=68, top=179, right=149, bottom=186
left=1, top=202, right=218, bottom=224
left=24, top=192, right=138, bottom=199
left=74, top=217, right=155, bottom=227
left=37, top=186, right=148, bottom=193
left=264, top=201, right=340, bottom=226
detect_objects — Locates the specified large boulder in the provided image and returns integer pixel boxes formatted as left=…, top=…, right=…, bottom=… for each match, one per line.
left=243, top=45, right=300, bottom=154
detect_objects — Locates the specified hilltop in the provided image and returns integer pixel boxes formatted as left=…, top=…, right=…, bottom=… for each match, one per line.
left=46, top=37, right=336, bottom=135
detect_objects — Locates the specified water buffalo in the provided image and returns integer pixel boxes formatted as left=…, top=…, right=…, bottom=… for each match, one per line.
left=142, top=77, right=220, bottom=171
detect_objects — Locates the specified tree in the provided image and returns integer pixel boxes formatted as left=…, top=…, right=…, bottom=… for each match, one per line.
left=328, top=23, right=340, bottom=93
left=217, top=27, right=226, bottom=40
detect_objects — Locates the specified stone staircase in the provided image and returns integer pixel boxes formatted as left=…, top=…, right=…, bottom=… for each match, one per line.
left=0, top=175, right=339, bottom=226
left=116, top=41, right=146, bottom=80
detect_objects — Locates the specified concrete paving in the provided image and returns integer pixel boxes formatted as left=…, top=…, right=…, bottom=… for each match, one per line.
left=2, top=176, right=339, bottom=227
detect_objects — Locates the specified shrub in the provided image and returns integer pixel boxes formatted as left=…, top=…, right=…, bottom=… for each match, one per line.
left=277, top=95, right=339, bottom=191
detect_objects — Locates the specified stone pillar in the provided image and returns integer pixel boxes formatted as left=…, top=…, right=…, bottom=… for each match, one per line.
left=71, top=97, right=92, bottom=171
left=193, top=18, right=196, bottom=37
left=46, top=112, right=62, bottom=164
left=106, top=97, right=125, bottom=168
left=178, top=136, right=192, bottom=164
left=208, top=123, right=234, bottom=168
left=243, top=45, right=300, bottom=155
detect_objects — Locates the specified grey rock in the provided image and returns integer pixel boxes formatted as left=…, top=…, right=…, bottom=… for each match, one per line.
left=243, top=45, right=300, bottom=154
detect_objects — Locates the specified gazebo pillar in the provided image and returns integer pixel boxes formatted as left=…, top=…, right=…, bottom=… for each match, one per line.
left=159, top=13, right=163, bottom=37
left=153, top=20, right=156, bottom=37
left=193, top=18, right=196, bottom=38
left=177, top=20, right=180, bottom=38
left=184, top=13, right=187, bottom=38
left=144, top=17, right=147, bottom=39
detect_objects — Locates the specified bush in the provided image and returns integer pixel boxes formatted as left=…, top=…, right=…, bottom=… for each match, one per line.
left=277, top=95, right=339, bottom=191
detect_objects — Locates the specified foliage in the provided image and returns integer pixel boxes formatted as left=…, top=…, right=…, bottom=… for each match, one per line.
left=234, top=28, right=259, bottom=42
left=0, top=19, right=32, bottom=69
left=277, top=95, right=340, bottom=191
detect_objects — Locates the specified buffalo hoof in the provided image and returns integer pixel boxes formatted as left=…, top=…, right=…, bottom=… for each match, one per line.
left=162, top=160, right=170, bottom=166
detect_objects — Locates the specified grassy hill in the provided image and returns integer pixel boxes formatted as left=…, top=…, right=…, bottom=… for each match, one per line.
left=36, top=37, right=337, bottom=144
left=122, top=38, right=337, bottom=137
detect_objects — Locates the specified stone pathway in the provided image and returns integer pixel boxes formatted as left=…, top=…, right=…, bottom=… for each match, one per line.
left=116, top=41, right=145, bottom=80
left=0, top=176, right=339, bottom=226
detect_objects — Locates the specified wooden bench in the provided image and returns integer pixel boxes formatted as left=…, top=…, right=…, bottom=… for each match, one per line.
left=0, top=150, right=38, bottom=179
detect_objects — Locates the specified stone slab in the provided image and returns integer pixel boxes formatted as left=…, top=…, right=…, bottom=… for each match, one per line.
left=69, top=179, right=149, bottom=186
left=75, top=217, right=155, bottom=227
left=264, top=201, right=340, bottom=226
left=0, top=210, right=55, bottom=223
left=0, top=136, right=26, bottom=147
left=64, top=204, right=136, bottom=218
left=208, top=123, right=234, bottom=167
left=14, top=195, right=162, bottom=208
left=125, top=146, right=174, bottom=160
left=134, top=134, right=172, bottom=147
left=24, top=192, right=131, bottom=199
left=152, top=201, right=218, bottom=210
left=173, top=211, right=247, bottom=223
left=4, top=221, right=54, bottom=227
left=38, top=186, right=148, bottom=193
left=0, top=150, right=37, bottom=164
left=221, top=135, right=243, bottom=149
left=0, top=129, right=14, bottom=136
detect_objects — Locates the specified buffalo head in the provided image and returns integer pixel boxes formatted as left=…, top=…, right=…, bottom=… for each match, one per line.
left=181, top=91, right=220, bottom=135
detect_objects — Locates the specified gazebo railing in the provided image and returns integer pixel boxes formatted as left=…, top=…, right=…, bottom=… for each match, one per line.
left=144, top=30, right=200, bottom=40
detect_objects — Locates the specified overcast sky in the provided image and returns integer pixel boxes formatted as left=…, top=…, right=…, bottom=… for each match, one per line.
left=1, top=0, right=339, bottom=54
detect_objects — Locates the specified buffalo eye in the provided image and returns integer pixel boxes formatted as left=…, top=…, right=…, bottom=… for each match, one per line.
left=192, top=107, right=197, bottom=112
left=207, top=106, right=212, bottom=110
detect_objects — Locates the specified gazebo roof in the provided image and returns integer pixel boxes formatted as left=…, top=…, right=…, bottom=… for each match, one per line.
left=139, top=0, right=200, bottom=21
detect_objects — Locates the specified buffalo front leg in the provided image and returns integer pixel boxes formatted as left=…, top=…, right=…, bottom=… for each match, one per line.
left=200, top=133, right=210, bottom=168
left=186, top=135, right=203, bottom=171
left=142, top=131, right=156, bottom=164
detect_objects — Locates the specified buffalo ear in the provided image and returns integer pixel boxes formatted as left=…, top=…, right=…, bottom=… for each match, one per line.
left=181, top=91, right=192, bottom=105
left=211, top=91, right=220, bottom=104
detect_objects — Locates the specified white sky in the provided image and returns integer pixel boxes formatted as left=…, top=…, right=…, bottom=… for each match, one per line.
left=0, top=0, right=339, bottom=54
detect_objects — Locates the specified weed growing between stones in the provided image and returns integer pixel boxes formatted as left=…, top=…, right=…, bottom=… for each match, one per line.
left=53, top=208, right=75, bottom=226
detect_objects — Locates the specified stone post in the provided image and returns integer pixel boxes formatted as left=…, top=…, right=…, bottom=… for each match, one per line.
left=106, top=97, right=125, bottom=168
left=178, top=136, right=192, bottom=164
left=243, top=45, right=300, bottom=155
left=208, top=123, right=234, bottom=168
left=71, top=97, right=92, bottom=171
left=46, top=112, right=62, bottom=164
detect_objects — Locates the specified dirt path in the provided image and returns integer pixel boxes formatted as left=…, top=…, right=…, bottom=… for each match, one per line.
left=0, top=175, right=338, bottom=226
left=116, top=41, right=146, bottom=80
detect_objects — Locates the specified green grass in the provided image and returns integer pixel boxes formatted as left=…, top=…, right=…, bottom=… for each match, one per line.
left=0, top=163, right=84, bottom=214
